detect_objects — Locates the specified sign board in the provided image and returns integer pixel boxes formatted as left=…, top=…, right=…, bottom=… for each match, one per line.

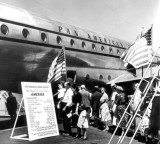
left=21, top=82, right=59, bottom=141
left=0, top=90, right=9, bottom=116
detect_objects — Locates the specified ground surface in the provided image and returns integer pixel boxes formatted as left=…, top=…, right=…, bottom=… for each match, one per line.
left=0, top=124, right=151, bottom=144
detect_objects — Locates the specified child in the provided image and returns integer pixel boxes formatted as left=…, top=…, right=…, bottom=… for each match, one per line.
left=76, top=104, right=89, bottom=140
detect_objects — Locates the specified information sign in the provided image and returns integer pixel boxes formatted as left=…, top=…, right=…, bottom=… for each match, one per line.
left=21, top=82, right=59, bottom=141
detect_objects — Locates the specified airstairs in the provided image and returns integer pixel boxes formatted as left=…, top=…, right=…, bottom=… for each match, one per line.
left=108, top=47, right=160, bottom=144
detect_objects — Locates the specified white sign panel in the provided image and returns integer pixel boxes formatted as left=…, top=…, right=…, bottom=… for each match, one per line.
left=21, top=82, right=59, bottom=141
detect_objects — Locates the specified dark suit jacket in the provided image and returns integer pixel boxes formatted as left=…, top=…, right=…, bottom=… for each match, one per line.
left=6, top=96, right=17, bottom=116
left=91, top=91, right=102, bottom=111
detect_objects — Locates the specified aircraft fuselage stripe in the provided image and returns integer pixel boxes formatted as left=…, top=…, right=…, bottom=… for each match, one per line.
left=0, top=36, right=120, bottom=58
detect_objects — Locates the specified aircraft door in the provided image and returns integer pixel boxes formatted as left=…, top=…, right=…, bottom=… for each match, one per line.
left=67, top=70, right=77, bottom=83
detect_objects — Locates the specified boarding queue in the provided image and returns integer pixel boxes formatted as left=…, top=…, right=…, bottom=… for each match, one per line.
left=53, top=81, right=160, bottom=143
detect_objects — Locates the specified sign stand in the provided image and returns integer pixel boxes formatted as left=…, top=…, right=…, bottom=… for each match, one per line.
left=10, top=97, right=29, bottom=140
left=10, top=82, right=59, bottom=141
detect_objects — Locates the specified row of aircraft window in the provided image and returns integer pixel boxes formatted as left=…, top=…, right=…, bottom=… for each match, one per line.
left=0, top=24, right=121, bottom=55
left=86, top=74, right=111, bottom=81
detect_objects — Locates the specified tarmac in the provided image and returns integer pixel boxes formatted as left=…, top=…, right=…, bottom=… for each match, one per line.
left=0, top=123, right=152, bottom=144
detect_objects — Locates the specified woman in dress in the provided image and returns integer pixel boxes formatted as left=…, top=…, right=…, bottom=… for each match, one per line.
left=99, top=87, right=111, bottom=131
left=76, top=104, right=89, bottom=140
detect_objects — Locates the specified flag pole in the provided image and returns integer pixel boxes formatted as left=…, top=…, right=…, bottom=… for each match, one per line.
left=150, top=24, right=153, bottom=77
left=150, top=24, right=153, bottom=91
left=63, top=45, right=67, bottom=81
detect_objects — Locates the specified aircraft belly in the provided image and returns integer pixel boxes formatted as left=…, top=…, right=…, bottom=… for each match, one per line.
left=65, top=50, right=124, bottom=69
left=0, top=40, right=125, bottom=92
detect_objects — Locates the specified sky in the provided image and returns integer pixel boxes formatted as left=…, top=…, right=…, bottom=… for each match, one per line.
left=0, top=0, right=159, bottom=42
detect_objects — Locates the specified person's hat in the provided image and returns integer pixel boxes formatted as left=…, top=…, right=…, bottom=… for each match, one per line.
left=94, top=85, right=99, bottom=89
left=134, top=83, right=139, bottom=88
left=80, top=85, right=86, bottom=89
left=64, top=82, right=69, bottom=87
left=111, top=83, right=116, bottom=87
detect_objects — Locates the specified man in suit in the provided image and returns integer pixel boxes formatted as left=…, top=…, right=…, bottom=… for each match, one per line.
left=6, top=92, right=17, bottom=118
left=91, top=86, right=102, bottom=127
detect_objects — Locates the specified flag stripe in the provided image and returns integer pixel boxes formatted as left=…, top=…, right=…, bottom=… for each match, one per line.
left=129, top=45, right=152, bottom=57
left=47, top=47, right=66, bottom=82
left=131, top=52, right=152, bottom=63
left=130, top=54, right=152, bottom=65
left=121, top=27, right=152, bottom=69
left=129, top=47, right=152, bottom=62
left=124, top=38, right=147, bottom=62
left=127, top=44, right=150, bottom=61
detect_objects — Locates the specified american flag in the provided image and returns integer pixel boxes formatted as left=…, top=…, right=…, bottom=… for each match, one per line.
left=121, top=27, right=153, bottom=68
left=47, top=47, right=66, bottom=82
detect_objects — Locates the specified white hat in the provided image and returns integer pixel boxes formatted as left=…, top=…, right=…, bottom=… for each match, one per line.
left=81, top=85, right=86, bottom=89
left=134, top=83, right=139, bottom=88
left=111, top=83, right=116, bottom=87
left=64, top=82, right=69, bottom=86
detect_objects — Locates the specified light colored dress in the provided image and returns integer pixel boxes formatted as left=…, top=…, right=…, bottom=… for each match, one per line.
left=77, top=110, right=89, bottom=128
left=130, top=89, right=142, bottom=112
left=99, top=93, right=111, bottom=122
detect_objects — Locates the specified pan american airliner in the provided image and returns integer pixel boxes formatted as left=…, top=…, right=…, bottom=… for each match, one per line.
left=0, top=3, right=132, bottom=94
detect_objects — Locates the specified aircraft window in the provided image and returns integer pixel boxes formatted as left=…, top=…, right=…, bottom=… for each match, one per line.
left=104, top=38, right=107, bottom=43
left=92, top=44, right=96, bottom=50
left=1, top=24, right=9, bottom=35
left=22, top=29, right=29, bottom=38
left=70, top=39, right=75, bottom=46
left=99, top=75, right=103, bottom=80
left=117, top=49, right=120, bottom=54
left=101, top=46, right=105, bottom=51
left=57, top=36, right=62, bottom=44
left=108, top=75, right=111, bottom=81
left=82, top=41, right=86, bottom=48
left=86, top=74, right=90, bottom=80
left=41, top=33, right=47, bottom=42
left=109, top=47, right=113, bottom=53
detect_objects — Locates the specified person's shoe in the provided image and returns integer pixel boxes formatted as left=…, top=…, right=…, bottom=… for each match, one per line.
left=79, top=136, right=83, bottom=139
left=82, top=137, right=87, bottom=140
left=74, top=134, right=80, bottom=138
left=64, top=133, right=69, bottom=136
left=61, top=132, right=65, bottom=135
left=103, top=127, right=109, bottom=131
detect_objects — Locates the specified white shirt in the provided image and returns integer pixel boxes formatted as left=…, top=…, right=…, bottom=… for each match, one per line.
left=57, top=88, right=66, bottom=99
left=62, top=88, right=73, bottom=106
left=111, top=91, right=118, bottom=101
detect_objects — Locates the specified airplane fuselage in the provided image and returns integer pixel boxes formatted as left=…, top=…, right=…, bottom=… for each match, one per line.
left=0, top=3, right=131, bottom=93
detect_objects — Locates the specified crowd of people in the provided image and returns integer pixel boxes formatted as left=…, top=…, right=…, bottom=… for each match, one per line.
left=53, top=81, right=160, bottom=143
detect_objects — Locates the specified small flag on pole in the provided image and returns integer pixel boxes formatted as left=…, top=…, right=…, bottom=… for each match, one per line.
left=121, top=27, right=153, bottom=68
left=47, top=47, right=66, bottom=82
